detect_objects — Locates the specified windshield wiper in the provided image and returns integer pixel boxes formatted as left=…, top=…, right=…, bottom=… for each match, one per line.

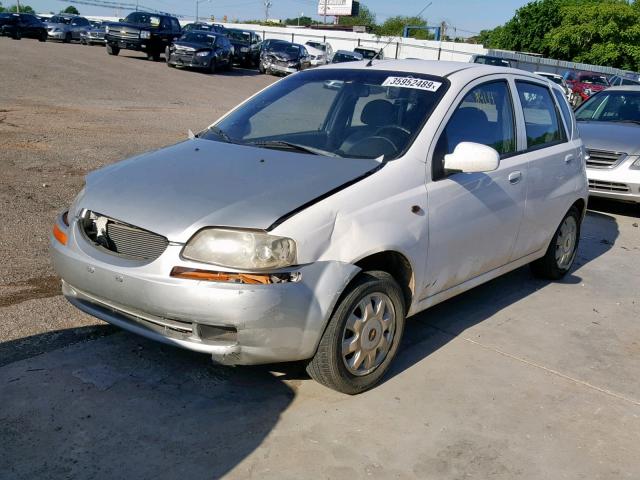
left=207, top=126, right=236, bottom=144
left=247, top=140, right=342, bottom=157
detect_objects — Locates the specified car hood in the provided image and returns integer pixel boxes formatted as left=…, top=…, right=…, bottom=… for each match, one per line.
left=173, top=40, right=210, bottom=50
left=577, top=121, right=640, bottom=156
left=82, top=139, right=380, bottom=242
left=267, top=50, right=299, bottom=62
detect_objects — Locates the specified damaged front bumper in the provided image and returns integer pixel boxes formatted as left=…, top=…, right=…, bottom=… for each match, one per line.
left=51, top=213, right=359, bottom=365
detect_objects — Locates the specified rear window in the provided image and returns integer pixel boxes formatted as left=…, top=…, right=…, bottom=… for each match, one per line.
left=552, top=89, right=573, bottom=137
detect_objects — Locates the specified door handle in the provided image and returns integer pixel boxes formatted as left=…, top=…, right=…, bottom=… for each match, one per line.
left=564, top=154, right=575, bottom=164
left=508, top=171, right=522, bottom=185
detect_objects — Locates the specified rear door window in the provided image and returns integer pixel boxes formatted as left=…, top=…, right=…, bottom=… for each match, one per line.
left=552, top=89, right=573, bottom=138
left=515, top=81, right=567, bottom=150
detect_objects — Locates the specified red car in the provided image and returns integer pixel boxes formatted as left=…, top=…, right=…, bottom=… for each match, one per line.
left=563, top=71, right=609, bottom=107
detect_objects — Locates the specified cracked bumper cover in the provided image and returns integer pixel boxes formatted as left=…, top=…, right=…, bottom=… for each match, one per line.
left=51, top=219, right=359, bottom=365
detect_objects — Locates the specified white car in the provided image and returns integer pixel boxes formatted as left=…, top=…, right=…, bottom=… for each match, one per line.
left=305, top=40, right=333, bottom=61
left=305, top=44, right=327, bottom=67
left=535, top=71, right=570, bottom=96
left=52, top=60, right=588, bottom=394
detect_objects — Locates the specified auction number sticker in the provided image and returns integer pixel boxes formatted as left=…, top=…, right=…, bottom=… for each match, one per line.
left=382, top=77, right=442, bottom=92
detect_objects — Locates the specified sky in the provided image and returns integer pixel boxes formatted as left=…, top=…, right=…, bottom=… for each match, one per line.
left=16, top=0, right=531, bottom=35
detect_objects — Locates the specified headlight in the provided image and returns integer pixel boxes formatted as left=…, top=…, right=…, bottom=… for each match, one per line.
left=182, top=229, right=297, bottom=270
left=630, top=157, right=640, bottom=170
left=140, top=30, right=151, bottom=39
left=196, top=50, right=210, bottom=57
left=584, top=88, right=593, bottom=96
left=240, top=47, right=249, bottom=53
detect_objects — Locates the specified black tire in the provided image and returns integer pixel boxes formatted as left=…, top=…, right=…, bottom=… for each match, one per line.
left=39, top=31, right=47, bottom=42
left=530, top=206, right=581, bottom=280
left=258, top=60, right=265, bottom=74
left=106, top=44, right=120, bottom=56
left=225, top=59, right=233, bottom=72
left=167, top=61, right=176, bottom=68
left=208, top=59, right=217, bottom=74
left=63, top=32, right=71, bottom=43
left=12, top=30, right=21, bottom=40
left=306, top=271, right=406, bottom=395
left=147, top=51, right=161, bottom=61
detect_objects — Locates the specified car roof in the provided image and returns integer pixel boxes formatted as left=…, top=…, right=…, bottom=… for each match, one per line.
left=323, top=59, right=543, bottom=82
left=602, top=85, right=640, bottom=92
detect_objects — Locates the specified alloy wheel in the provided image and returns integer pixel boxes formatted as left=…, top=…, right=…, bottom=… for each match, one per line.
left=555, top=215, right=578, bottom=269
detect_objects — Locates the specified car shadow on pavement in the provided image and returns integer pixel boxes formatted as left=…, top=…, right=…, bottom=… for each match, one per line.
left=0, top=330, right=295, bottom=480
left=384, top=208, right=621, bottom=384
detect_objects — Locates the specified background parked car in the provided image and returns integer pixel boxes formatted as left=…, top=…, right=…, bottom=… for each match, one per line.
left=563, top=71, right=609, bottom=107
left=81, top=20, right=108, bottom=46
left=354, top=46, right=381, bottom=60
left=535, top=71, right=570, bottom=96
left=105, top=11, right=181, bottom=61
left=46, top=14, right=91, bottom=43
left=470, top=54, right=512, bottom=67
left=226, top=28, right=261, bottom=67
left=0, top=12, right=47, bottom=41
left=574, top=86, right=640, bottom=205
left=261, top=42, right=311, bottom=75
left=167, top=30, right=233, bottom=73
left=305, top=40, right=333, bottom=61
left=305, top=44, right=328, bottom=67
left=331, top=50, right=363, bottom=64
left=608, top=74, right=640, bottom=87
left=258, top=39, right=290, bottom=73
left=182, top=22, right=227, bottom=34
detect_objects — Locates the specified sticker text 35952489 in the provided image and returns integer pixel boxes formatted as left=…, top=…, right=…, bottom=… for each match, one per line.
left=381, top=77, right=442, bottom=92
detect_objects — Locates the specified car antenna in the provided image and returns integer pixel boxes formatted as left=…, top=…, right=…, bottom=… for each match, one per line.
left=366, top=37, right=394, bottom=67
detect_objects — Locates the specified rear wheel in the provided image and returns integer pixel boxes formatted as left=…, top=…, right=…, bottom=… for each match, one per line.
left=12, top=30, right=21, bottom=40
left=106, top=44, right=120, bottom=56
left=63, top=32, right=71, bottom=43
left=147, top=51, right=161, bottom=61
left=39, top=31, right=47, bottom=42
left=306, top=271, right=406, bottom=394
left=530, top=206, right=581, bottom=279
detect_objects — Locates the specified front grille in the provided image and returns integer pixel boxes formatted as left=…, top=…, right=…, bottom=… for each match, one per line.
left=586, top=149, right=626, bottom=169
left=81, top=212, right=168, bottom=262
left=174, top=47, right=194, bottom=55
left=588, top=180, right=630, bottom=192
left=109, top=29, right=139, bottom=40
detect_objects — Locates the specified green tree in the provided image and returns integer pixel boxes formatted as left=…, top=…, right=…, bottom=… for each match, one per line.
left=338, top=3, right=376, bottom=28
left=545, top=1, right=640, bottom=70
left=62, top=5, right=79, bottom=15
left=0, top=2, right=4, bottom=13
left=376, top=16, right=432, bottom=39
left=8, top=4, right=35, bottom=13
left=284, top=15, right=313, bottom=26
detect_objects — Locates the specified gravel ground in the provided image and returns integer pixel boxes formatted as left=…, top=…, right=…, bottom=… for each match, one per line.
left=0, top=38, right=274, bottom=360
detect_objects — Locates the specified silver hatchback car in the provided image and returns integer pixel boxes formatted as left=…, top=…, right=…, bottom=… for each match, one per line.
left=52, top=61, right=587, bottom=393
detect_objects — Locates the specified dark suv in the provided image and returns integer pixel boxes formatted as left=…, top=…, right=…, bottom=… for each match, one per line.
left=226, top=28, right=262, bottom=67
left=0, top=13, right=47, bottom=41
left=105, top=11, right=181, bottom=61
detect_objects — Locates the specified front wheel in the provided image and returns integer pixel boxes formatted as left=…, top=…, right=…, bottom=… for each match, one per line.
left=12, top=30, right=21, bottom=40
left=147, top=51, right=161, bottom=61
left=208, top=59, right=217, bottom=74
left=530, top=206, right=581, bottom=280
left=306, top=271, right=406, bottom=394
left=106, top=44, right=120, bottom=56
left=39, top=31, right=47, bottom=42
left=63, top=32, right=71, bottom=43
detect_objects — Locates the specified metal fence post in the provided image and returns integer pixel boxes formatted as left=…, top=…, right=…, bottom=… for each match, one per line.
left=395, top=42, right=399, bottom=59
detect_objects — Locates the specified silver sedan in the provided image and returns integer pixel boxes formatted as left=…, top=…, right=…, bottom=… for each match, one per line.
left=575, top=86, right=640, bottom=204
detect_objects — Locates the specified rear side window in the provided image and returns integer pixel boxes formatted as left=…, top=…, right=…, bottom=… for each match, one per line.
left=433, top=81, right=516, bottom=179
left=516, top=82, right=566, bottom=149
left=552, top=89, right=573, bottom=138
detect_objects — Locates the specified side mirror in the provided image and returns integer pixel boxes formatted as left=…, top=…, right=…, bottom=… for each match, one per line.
left=444, top=142, right=500, bottom=174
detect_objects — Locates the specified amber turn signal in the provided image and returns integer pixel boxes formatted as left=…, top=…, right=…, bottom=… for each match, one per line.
left=53, top=223, right=68, bottom=246
left=170, top=267, right=272, bottom=285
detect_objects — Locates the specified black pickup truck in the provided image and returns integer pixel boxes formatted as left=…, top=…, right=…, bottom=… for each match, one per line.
left=105, top=11, right=181, bottom=61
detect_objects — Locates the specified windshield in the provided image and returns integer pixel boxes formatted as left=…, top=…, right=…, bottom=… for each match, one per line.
left=228, top=30, right=251, bottom=42
left=575, top=91, right=640, bottom=123
left=578, top=74, right=608, bottom=86
left=202, top=69, right=448, bottom=160
left=307, top=41, right=325, bottom=51
left=124, top=12, right=161, bottom=27
left=181, top=32, right=216, bottom=44
left=333, top=52, right=359, bottom=63
left=271, top=43, right=300, bottom=55
left=50, top=16, right=72, bottom=24
left=355, top=48, right=377, bottom=59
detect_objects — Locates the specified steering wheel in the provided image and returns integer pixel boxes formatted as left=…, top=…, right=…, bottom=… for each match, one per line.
left=374, top=125, right=412, bottom=150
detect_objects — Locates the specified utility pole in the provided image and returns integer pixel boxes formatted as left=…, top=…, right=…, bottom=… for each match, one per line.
left=264, top=0, right=272, bottom=22
left=16, top=0, right=20, bottom=13
left=440, top=21, right=447, bottom=41
left=136, top=0, right=139, bottom=11
left=323, top=0, right=327, bottom=25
